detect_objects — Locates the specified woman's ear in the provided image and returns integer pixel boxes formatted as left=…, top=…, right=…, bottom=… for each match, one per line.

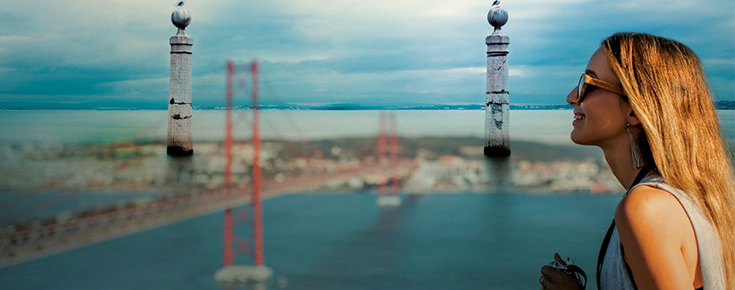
left=620, top=100, right=641, bottom=126
left=627, top=109, right=641, bottom=126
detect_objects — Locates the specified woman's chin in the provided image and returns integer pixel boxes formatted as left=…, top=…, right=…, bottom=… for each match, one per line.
left=570, top=131, right=590, bottom=145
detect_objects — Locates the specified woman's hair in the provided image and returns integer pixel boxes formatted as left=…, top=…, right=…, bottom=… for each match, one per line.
left=601, top=32, right=735, bottom=288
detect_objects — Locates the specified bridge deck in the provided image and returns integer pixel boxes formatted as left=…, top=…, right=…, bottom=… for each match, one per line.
left=0, top=160, right=416, bottom=268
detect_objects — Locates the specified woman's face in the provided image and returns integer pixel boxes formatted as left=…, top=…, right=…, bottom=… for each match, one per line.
left=566, top=47, right=632, bottom=147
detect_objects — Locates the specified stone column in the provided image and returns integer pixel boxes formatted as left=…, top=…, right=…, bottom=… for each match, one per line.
left=484, top=3, right=510, bottom=157
left=168, top=2, right=194, bottom=156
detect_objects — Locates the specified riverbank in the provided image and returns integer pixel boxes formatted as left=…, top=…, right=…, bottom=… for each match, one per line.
left=0, top=137, right=614, bottom=194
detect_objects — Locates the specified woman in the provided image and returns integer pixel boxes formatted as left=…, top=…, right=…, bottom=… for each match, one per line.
left=538, top=32, right=735, bottom=290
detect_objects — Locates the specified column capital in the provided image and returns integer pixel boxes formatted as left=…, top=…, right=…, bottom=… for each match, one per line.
left=170, top=35, right=193, bottom=45
left=486, top=34, right=509, bottom=45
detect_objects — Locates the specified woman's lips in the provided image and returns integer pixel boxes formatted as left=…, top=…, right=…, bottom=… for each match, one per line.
left=573, top=112, right=585, bottom=126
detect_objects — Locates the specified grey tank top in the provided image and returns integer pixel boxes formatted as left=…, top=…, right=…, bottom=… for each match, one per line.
left=599, top=174, right=725, bottom=290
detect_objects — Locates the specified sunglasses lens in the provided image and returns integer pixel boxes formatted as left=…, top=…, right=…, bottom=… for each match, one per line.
left=577, top=75, right=585, bottom=102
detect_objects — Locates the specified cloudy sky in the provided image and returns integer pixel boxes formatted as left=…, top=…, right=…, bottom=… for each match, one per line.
left=0, top=0, right=733, bottom=109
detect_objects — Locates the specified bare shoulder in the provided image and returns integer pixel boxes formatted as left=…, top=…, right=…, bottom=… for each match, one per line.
left=614, top=184, right=690, bottom=242
left=614, top=185, right=700, bottom=289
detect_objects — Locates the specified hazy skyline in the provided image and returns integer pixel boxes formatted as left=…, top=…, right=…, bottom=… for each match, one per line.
left=0, top=0, right=733, bottom=109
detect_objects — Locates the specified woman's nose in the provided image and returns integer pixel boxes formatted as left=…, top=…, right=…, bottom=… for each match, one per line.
left=566, top=86, right=578, bottom=106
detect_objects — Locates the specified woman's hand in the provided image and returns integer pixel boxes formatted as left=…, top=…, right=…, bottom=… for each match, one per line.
left=538, top=253, right=585, bottom=290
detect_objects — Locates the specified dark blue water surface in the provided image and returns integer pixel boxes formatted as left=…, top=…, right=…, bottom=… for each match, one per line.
left=0, top=192, right=621, bottom=290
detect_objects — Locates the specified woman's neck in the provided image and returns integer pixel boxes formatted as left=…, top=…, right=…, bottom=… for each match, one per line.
left=599, top=137, right=643, bottom=190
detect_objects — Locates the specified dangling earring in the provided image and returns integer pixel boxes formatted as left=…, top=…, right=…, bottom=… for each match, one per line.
left=628, top=123, right=643, bottom=169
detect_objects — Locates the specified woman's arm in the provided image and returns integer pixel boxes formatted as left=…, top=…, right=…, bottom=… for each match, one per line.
left=615, top=185, right=699, bottom=290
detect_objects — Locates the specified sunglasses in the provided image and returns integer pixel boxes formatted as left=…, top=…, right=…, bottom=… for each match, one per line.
left=577, top=73, right=626, bottom=103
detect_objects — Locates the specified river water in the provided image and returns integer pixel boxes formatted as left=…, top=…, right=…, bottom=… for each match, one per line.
left=0, top=109, right=731, bottom=146
left=0, top=193, right=621, bottom=290
left=0, top=109, right=732, bottom=289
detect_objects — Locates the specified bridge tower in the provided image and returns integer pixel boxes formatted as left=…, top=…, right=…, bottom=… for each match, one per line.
left=389, top=113, right=400, bottom=197
left=215, top=60, right=272, bottom=283
left=377, top=112, right=401, bottom=206
left=377, top=112, right=387, bottom=196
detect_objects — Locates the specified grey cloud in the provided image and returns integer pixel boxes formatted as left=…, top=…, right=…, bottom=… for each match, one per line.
left=0, top=0, right=732, bottom=109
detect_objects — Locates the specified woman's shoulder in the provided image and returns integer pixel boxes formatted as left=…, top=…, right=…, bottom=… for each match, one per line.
left=613, top=178, right=705, bottom=289
left=615, top=184, right=686, bottom=230
left=614, top=183, right=692, bottom=245
left=617, top=184, right=678, bottom=216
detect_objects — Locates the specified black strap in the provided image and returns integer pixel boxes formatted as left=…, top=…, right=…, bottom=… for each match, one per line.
left=596, top=219, right=617, bottom=290
left=567, top=264, right=588, bottom=289
left=596, top=163, right=654, bottom=290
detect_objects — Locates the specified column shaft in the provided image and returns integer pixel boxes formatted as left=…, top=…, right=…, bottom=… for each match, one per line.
left=167, top=35, right=193, bottom=156
left=484, top=32, right=510, bottom=157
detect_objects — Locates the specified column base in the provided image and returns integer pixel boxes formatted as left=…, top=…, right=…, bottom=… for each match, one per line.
left=215, top=265, right=273, bottom=283
left=483, top=146, right=510, bottom=157
left=376, top=195, right=401, bottom=207
left=167, top=146, right=193, bottom=156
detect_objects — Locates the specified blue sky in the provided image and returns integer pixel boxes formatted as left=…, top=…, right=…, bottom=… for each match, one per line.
left=0, top=0, right=733, bottom=109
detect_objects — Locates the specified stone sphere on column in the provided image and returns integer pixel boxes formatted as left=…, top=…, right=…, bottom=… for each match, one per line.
left=172, top=2, right=191, bottom=29
left=487, top=6, right=508, bottom=28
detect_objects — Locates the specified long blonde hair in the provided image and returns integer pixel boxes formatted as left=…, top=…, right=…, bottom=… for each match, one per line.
left=602, top=32, right=735, bottom=288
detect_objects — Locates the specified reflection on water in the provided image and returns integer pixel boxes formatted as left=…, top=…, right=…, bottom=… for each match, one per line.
left=167, top=155, right=195, bottom=185
left=484, top=156, right=513, bottom=192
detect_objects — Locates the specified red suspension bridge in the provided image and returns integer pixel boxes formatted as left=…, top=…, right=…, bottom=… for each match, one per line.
left=0, top=60, right=416, bottom=270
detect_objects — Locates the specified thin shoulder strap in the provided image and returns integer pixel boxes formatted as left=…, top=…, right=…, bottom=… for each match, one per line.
left=596, top=163, right=654, bottom=290
left=596, top=219, right=616, bottom=290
